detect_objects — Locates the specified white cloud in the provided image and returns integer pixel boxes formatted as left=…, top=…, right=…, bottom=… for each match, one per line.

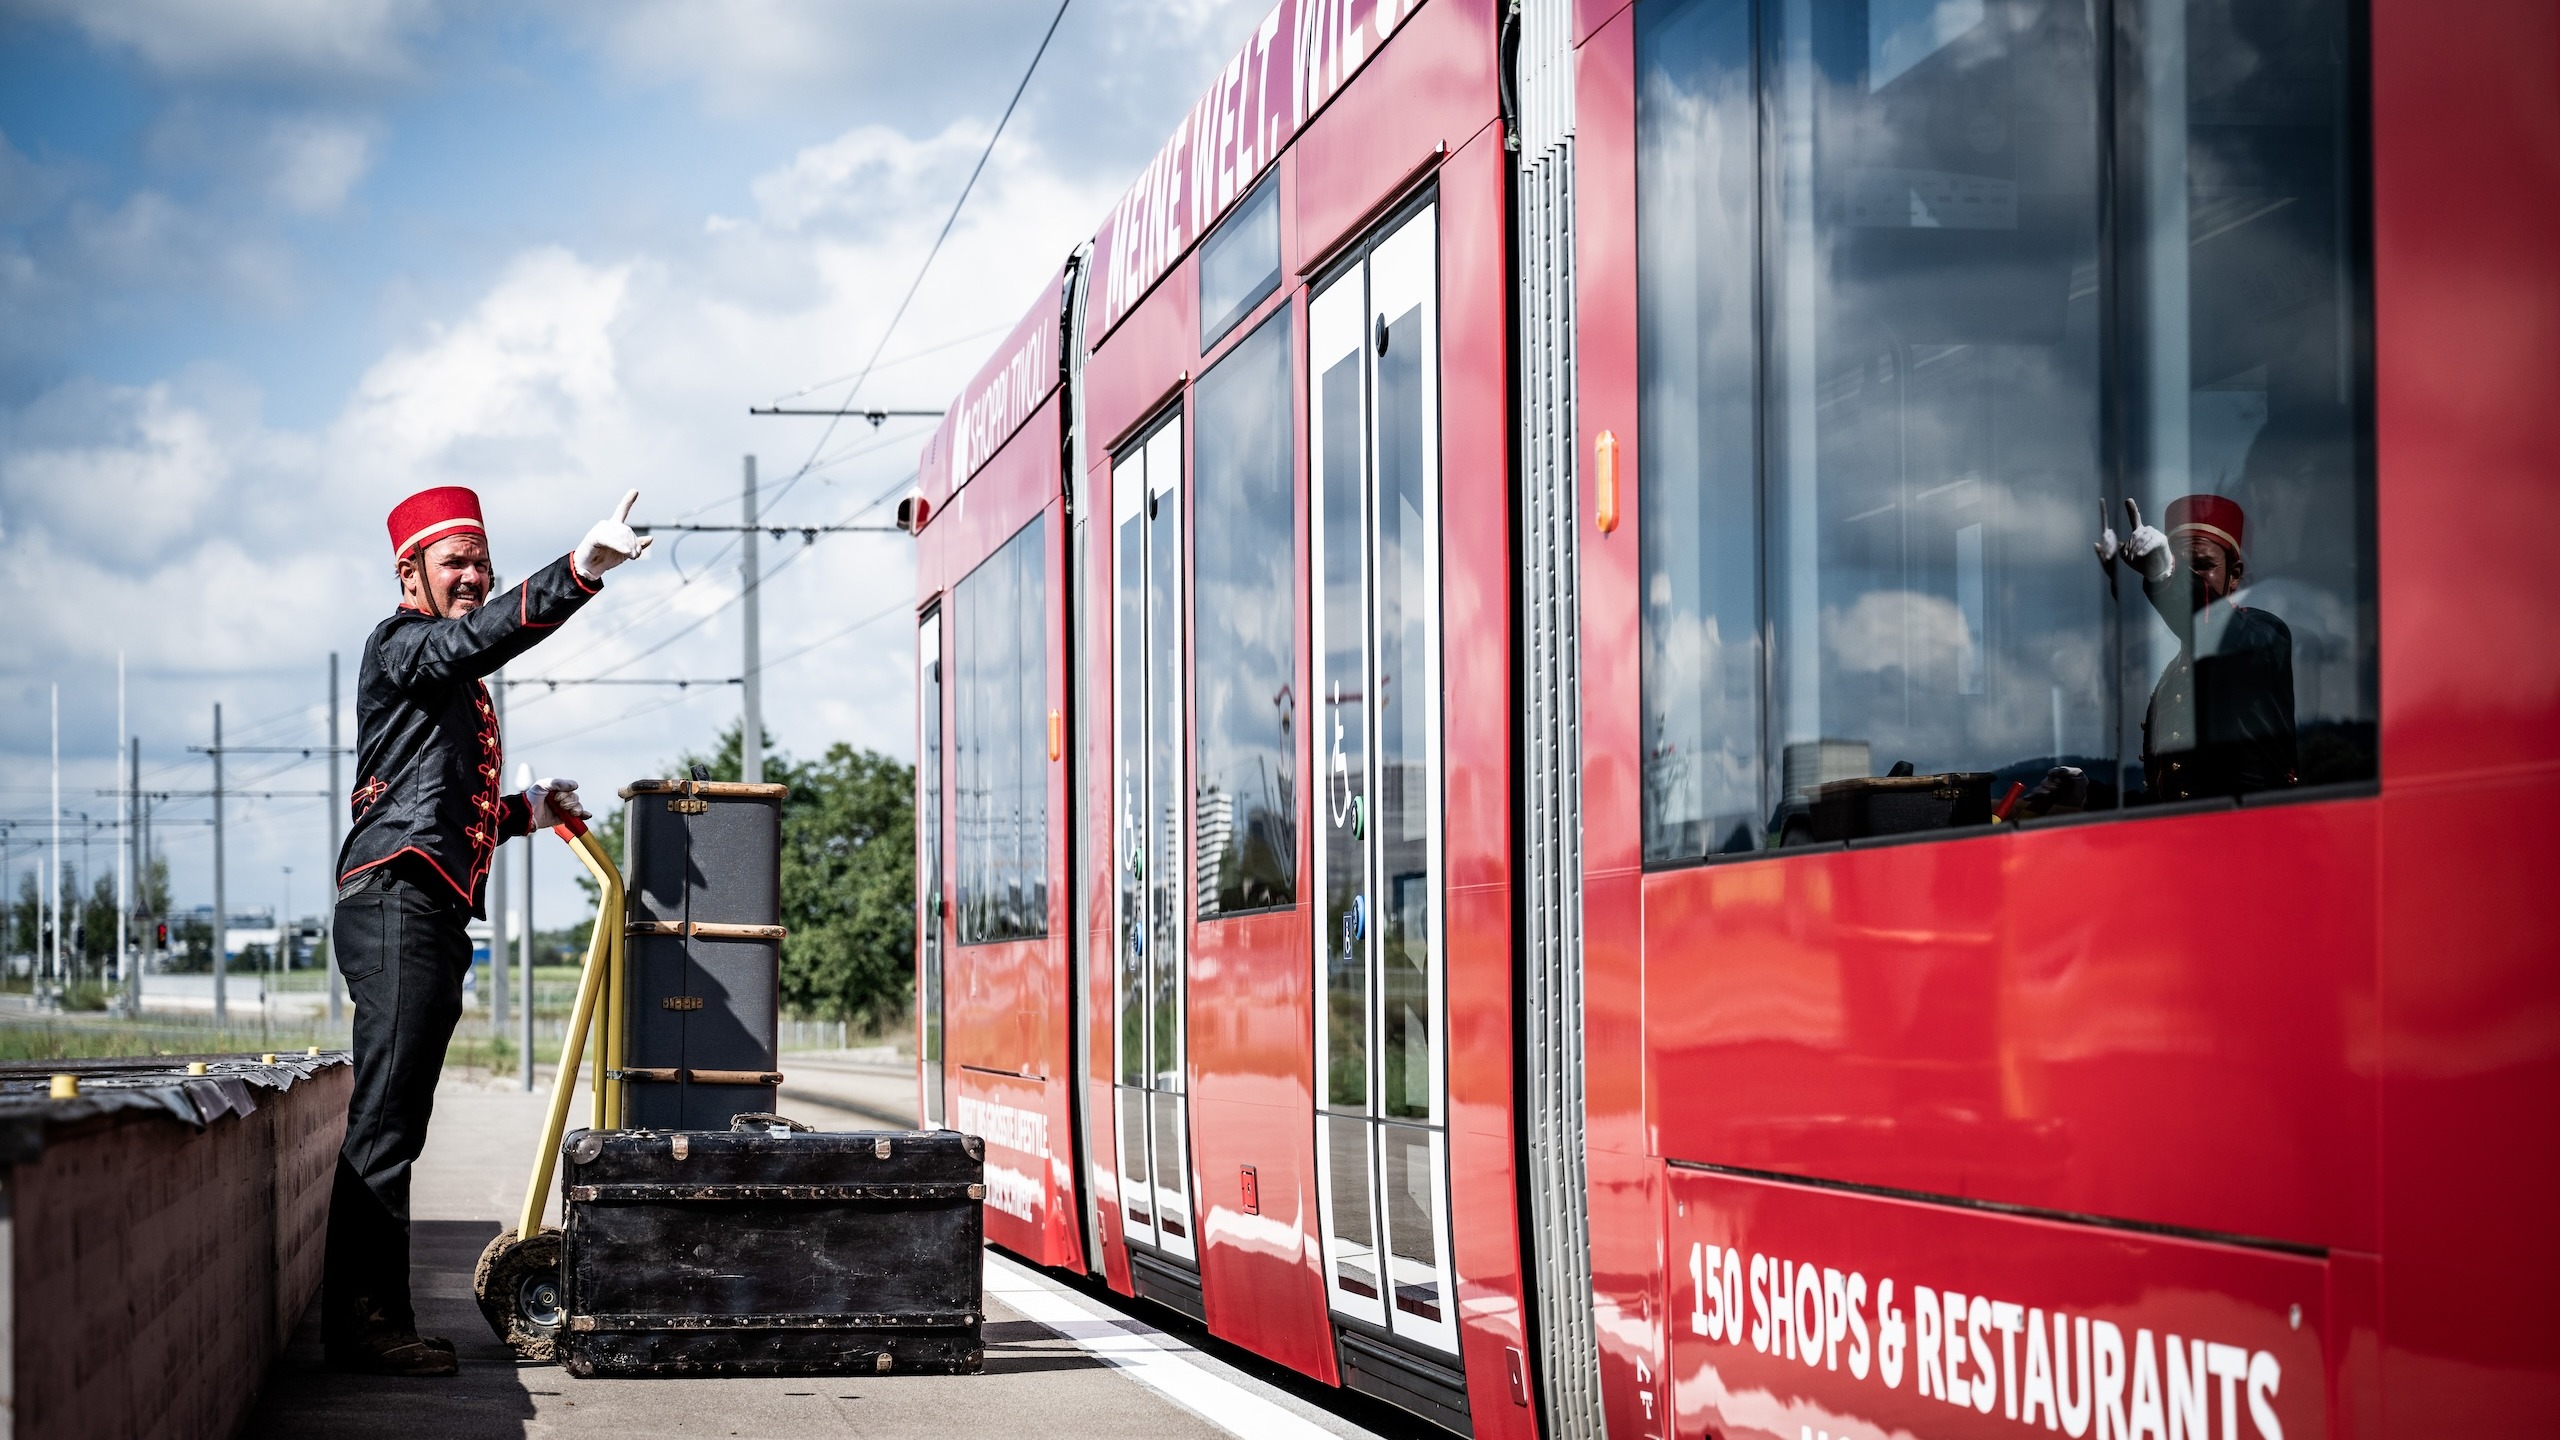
left=13, top=0, right=435, bottom=80
left=563, top=0, right=1270, bottom=172
left=55, top=189, right=296, bottom=310
left=1824, top=589, right=1976, bottom=680
left=3, top=384, right=237, bottom=559
left=749, top=122, right=991, bottom=235
left=266, top=119, right=374, bottom=215
left=336, top=247, right=635, bottom=493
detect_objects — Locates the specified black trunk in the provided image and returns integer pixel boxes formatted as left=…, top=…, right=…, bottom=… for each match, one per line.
left=558, top=1126, right=987, bottom=1377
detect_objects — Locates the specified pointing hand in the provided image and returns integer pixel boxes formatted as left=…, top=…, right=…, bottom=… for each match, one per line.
left=2120, top=497, right=2173, bottom=582
left=2091, top=497, right=2120, bottom=566
left=575, top=490, right=654, bottom=582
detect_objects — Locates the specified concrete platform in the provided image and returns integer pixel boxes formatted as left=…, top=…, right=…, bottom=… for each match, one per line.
left=246, top=1075, right=1415, bottom=1439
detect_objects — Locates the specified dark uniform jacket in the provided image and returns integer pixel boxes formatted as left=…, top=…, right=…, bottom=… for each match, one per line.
left=336, top=554, right=599, bottom=912
left=2140, top=578, right=2298, bottom=802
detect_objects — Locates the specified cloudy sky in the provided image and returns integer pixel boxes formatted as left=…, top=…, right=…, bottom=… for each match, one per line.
left=0, top=0, right=1267, bottom=936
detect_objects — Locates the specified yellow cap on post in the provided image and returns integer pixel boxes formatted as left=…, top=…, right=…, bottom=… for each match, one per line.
left=261, top=1053, right=278, bottom=1064
left=48, top=1075, right=78, bottom=1100
left=185, top=1062, right=208, bottom=1076
left=307, top=1047, right=321, bottom=1057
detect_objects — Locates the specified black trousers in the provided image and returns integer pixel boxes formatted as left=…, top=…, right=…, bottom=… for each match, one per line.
left=323, top=861, right=472, bottom=1337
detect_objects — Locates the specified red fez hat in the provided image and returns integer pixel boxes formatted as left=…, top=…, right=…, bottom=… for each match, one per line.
left=387, top=486, right=487, bottom=559
left=2165, top=493, right=2245, bottom=560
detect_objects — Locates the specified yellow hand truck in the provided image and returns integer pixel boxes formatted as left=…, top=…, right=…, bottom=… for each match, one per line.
left=471, top=811, right=628, bottom=1361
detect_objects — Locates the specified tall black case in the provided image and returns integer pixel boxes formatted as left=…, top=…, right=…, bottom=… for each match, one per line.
left=557, top=1127, right=987, bottom=1376
left=620, top=778, right=789, bottom=1128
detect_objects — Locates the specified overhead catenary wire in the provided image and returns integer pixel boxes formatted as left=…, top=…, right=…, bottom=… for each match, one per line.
left=525, top=426, right=925, bottom=675
left=758, top=0, right=1074, bottom=524
left=513, top=466, right=922, bottom=706
left=763, top=321, right=1013, bottom=408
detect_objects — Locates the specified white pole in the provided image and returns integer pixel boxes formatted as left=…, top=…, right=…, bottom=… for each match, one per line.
left=117, top=652, right=129, bottom=1004
left=213, top=703, right=227, bottom=1024
left=515, top=761, right=535, bottom=1092
left=49, top=684, right=60, bottom=994
left=742, top=454, right=763, bottom=784
left=327, top=652, right=343, bottom=1023
left=130, top=737, right=144, bottom=1014
left=492, top=673, right=509, bottom=1034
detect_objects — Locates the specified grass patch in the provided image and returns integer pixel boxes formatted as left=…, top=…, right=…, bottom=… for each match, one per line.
left=0, top=1019, right=342, bottom=1063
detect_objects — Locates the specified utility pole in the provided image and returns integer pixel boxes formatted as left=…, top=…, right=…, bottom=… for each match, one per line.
left=116, top=653, right=128, bottom=1004
left=129, top=734, right=143, bottom=1014
left=212, top=703, right=227, bottom=1023
left=491, top=669, right=508, bottom=1035
left=49, top=684, right=59, bottom=996
left=516, top=762, right=535, bottom=1093
left=326, top=652, right=343, bottom=1023
left=741, top=455, right=764, bottom=784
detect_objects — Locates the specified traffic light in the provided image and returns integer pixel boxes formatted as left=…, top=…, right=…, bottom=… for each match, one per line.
left=155, top=921, right=167, bottom=948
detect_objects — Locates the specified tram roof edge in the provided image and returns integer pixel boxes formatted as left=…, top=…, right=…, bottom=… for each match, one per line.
left=922, top=265, right=1067, bottom=515
left=1082, top=0, right=1421, bottom=350
left=924, top=0, right=1425, bottom=507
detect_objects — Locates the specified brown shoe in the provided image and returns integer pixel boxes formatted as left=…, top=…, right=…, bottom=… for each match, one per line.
left=326, top=1329, right=460, bottom=1377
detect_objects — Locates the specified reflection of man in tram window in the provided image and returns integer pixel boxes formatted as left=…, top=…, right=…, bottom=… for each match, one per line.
left=2097, top=494, right=2298, bottom=802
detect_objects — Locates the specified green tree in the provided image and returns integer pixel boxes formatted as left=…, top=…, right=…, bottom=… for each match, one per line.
left=170, top=914, right=214, bottom=973
left=775, top=744, right=914, bottom=1029
left=10, top=871, right=36, bottom=959
left=79, top=872, right=117, bottom=968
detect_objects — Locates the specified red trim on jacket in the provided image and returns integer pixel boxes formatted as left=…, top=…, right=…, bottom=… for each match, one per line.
left=337, top=845, right=471, bottom=902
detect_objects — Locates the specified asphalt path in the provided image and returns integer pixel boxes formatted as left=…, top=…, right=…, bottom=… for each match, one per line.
left=245, top=1060, right=1411, bottom=1440
left=774, top=1053, right=923, bottom=1132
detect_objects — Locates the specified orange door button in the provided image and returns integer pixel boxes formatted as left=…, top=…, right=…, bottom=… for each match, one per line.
left=1048, top=708, right=1063, bottom=761
left=1594, top=429, right=1621, bottom=534
left=1239, top=1164, right=1260, bottom=1216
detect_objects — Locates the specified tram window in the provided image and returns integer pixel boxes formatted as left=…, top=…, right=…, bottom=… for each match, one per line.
left=953, top=516, right=1049, bottom=941
left=1633, top=0, right=2373, bottom=862
left=2114, top=0, right=2375, bottom=801
left=1200, top=173, right=1282, bottom=352
left=1193, top=308, right=1299, bottom=917
left=1637, top=0, right=1763, bottom=863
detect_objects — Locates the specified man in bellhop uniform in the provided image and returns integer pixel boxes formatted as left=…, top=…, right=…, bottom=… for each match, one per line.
left=2096, top=493, right=2298, bottom=802
left=325, top=484, right=652, bottom=1374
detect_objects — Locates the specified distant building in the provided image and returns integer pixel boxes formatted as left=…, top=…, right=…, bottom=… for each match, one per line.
left=1195, top=789, right=1236, bottom=914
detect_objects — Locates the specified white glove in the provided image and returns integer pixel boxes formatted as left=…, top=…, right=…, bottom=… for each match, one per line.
left=2119, top=497, right=2173, bottom=582
left=526, top=777, right=589, bottom=829
left=574, top=490, right=653, bottom=582
left=2091, top=497, right=2119, bottom=565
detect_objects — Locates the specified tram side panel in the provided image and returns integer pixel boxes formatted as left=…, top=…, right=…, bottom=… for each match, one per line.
left=1555, top=0, right=2559, bottom=1432
left=1432, top=128, right=1539, bottom=1437
left=925, top=395, right=1084, bottom=1272
left=2370, top=0, right=2560, bottom=1425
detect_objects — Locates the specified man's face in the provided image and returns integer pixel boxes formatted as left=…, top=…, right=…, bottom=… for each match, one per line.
left=2184, top=535, right=2240, bottom=607
left=400, top=535, right=493, bottom=616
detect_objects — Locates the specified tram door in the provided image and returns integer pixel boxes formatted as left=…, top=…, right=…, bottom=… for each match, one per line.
left=1310, top=204, right=1458, bottom=1354
left=1113, top=415, right=1197, bottom=1262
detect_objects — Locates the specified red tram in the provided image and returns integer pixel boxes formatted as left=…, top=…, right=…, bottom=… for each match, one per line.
left=903, top=1, right=2558, bottom=1435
